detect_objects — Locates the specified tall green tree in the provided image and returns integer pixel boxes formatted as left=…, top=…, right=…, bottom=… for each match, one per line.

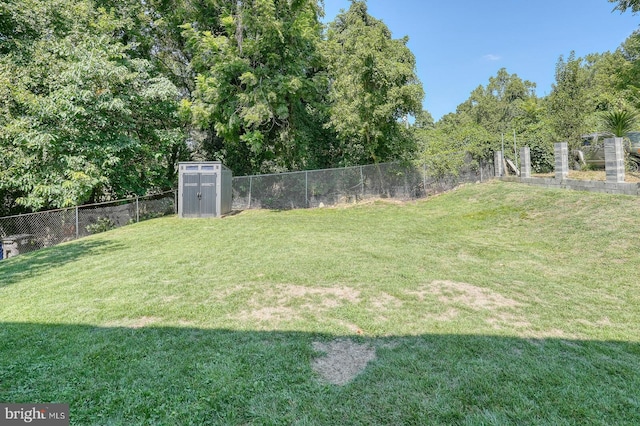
left=324, top=0, right=424, bottom=166
left=182, top=0, right=331, bottom=175
left=0, top=0, right=187, bottom=211
left=611, top=31, right=640, bottom=111
left=93, top=0, right=225, bottom=97
left=578, top=51, right=632, bottom=135
left=456, top=68, right=536, bottom=137
left=547, top=50, right=633, bottom=145
left=516, top=97, right=555, bottom=172
left=416, top=114, right=493, bottom=178
left=547, top=52, right=590, bottom=148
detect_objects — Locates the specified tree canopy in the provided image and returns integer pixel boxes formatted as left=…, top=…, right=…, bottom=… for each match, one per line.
left=182, top=0, right=330, bottom=175
left=0, top=0, right=425, bottom=213
left=610, top=0, right=640, bottom=13
left=0, top=0, right=187, bottom=212
left=324, top=0, right=423, bottom=165
left=3, top=0, right=640, bottom=214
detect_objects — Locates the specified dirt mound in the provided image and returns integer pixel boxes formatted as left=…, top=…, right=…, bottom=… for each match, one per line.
left=311, top=339, right=376, bottom=386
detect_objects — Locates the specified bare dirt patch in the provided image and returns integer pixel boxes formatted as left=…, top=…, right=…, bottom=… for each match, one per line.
left=369, top=291, right=403, bottom=312
left=415, top=280, right=522, bottom=310
left=255, top=284, right=360, bottom=307
left=230, top=284, right=361, bottom=326
left=312, top=339, right=376, bottom=386
left=405, top=280, right=529, bottom=328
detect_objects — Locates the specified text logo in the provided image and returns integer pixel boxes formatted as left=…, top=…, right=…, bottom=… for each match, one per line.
left=0, top=404, right=68, bottom=426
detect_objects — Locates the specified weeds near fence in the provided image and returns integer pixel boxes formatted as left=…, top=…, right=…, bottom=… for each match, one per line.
left=85, top=217, right=116, bottom=235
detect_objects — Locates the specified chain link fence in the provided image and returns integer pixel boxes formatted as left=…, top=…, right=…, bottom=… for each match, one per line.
left=232, top=160, right=494, bottom=210
left=0, top=191, right=176, bottom=260
left=0, top=160, right=493, bottom=260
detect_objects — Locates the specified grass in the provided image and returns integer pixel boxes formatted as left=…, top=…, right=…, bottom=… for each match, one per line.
left=1, top=180, right=640, bottom=424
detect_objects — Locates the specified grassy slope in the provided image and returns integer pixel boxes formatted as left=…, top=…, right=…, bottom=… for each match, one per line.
left=1, top=181, right=639, bottom=425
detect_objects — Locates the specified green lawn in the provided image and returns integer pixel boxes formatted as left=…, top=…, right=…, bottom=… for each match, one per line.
left=1, top=181, right=639, bottom=424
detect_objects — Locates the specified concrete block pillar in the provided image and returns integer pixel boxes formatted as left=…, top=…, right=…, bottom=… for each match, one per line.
left=604, top=137, right=625, bottom=183
left=554, top=142, right=569, bottom=180
left=494, top=151, right=504, bottom=177
left=520, top=146, right=531, bottom=178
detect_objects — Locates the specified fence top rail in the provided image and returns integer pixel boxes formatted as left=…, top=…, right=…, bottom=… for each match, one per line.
left=0, top=206, right=74, bottom=221
left=234, top=161, right=410, bottom=180
left=79, top=189, right=175, bottom=209
left=0, top=190, right=176, bottom=221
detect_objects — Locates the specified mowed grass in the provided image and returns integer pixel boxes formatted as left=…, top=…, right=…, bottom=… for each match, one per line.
left=1, top=180, right=640, bottom=425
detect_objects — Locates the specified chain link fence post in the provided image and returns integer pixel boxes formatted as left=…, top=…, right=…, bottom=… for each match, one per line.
left=423, top=163, right=427, bottom=196
left=75, top=206, right=79, bottom=240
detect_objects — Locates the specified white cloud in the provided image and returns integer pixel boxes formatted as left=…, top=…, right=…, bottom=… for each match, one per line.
left=483, top=54, right=502, bottom=61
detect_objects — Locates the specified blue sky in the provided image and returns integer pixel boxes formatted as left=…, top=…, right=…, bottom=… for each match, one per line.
left=322, top=0, right=640, bottom=121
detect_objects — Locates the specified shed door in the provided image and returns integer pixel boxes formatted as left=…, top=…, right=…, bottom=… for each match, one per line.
left=182, top=173, right=201, bottom=217
left=182, top=172, right=217, bottom=217
left=200, top=173, right=217, bottom=217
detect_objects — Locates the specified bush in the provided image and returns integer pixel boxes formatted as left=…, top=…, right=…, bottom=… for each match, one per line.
left=86, top=217, right=115, bottom=234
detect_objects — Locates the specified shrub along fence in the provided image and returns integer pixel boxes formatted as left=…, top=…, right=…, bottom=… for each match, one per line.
left=0, top=159, right=493, bottom=260
left=0, top=191, right=176, bottom=260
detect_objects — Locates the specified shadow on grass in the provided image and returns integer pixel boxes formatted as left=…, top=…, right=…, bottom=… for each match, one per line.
left=1, top=323, right=639, bottom=425
left=0, top=240, right=124, bottom=288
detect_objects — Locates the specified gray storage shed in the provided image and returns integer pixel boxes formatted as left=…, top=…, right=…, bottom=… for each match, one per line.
left=178, top=162, right=232, bottom=218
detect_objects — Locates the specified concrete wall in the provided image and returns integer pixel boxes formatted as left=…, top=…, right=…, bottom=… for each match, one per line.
left=494, top=151, right=504, bottom=177
left=495, top=141, right=639, bottom=196
left=604, top=137, right=625, bottom=183
left=519, top=147, right=531, bottom=178
left=499, top=175, right=640, bottom=196
left=554, top=142, right=569, bottom=180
